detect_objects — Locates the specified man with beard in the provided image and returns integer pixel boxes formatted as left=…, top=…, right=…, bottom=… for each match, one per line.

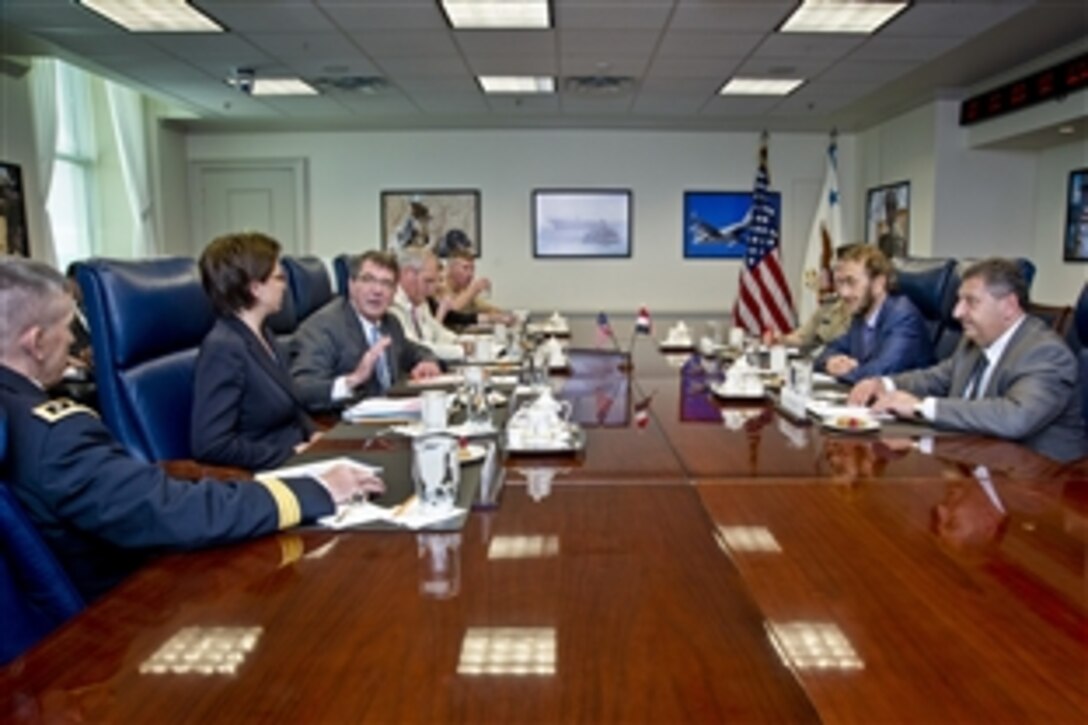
left=816, top=244, right=933, bottom=384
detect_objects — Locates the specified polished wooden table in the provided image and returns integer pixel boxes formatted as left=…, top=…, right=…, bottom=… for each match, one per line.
left=2, top=315, right=1084, bottom=723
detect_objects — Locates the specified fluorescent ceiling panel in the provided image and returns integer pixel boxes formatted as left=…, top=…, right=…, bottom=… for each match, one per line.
left=780, top=2, right=909, bottom=34
left=478, top=75, right=554, bottom=93
left=719, top=77, right=804, bottom=96
left=78, top=0, right=224, bottom=32
left=251, top=78, right=319, bottom=96
left=441, top=0, right=551, bottom=29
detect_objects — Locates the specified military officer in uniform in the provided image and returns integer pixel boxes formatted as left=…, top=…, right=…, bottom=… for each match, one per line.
left=0, top=257, right=383, bottom=601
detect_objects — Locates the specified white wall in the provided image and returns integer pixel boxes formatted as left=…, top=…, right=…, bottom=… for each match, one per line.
left=187, top=129, right=858, bottom=313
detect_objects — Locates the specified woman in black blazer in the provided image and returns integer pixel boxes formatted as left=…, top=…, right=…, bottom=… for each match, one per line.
left=192, top=232, right=317, bottom=470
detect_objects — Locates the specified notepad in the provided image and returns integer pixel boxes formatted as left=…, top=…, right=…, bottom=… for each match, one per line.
left=319, top=497, right=465, bottom=530
left=257, top=456, right=381, bottom=481
left=342, top=396, right=422, bottom=422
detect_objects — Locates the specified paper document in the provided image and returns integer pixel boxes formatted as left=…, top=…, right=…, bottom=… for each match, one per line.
left=805, top=402, right=894, bottom=422
left=258, top=456, right=381, bottom=481
left=343, top=396, right=422, bottom=422
left=319, top=496, right=465, bottom=530
left=406, top=373, right=463, bottom=388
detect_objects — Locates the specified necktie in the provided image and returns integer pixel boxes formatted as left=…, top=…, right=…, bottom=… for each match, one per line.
left=369, top=324, right=392, bottom=391
left=963, top=353, right=989, bottom=399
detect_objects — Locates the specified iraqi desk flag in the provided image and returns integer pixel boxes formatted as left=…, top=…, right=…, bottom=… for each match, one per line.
left=732, top=132, right=796, bottom=336
left=799, top=131, right=843, bottom=321
left=635, top=306, right=652, bottom=334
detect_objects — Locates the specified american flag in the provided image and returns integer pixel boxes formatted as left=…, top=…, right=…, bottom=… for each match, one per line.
left=595, top=311, right=614, bottom=349
left=732, top=133, right=796, bottom=336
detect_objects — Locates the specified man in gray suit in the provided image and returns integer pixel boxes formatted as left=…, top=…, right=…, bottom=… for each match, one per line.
left=849, top=258, right=1086, bottom=462
left=291, top=251, right=440, bottom=412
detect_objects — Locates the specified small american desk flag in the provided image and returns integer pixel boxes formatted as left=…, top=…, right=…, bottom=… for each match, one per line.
left=596, top=311, right=614, bottom=349
left=635, top=306, right=652, bottom=334
left=732, top=133, right=796, bottom=336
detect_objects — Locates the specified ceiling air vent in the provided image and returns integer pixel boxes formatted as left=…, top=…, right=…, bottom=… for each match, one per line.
left=310, top=76, right=389, bottom=94
left=563, top=75, right=636, bottom=97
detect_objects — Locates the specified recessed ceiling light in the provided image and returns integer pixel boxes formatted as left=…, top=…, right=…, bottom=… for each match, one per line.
left=479, top=75, right=555, bottom=94
left=441, top=0, right=551, bottom=29
left=77, top=0, right=224, bottom=32
left=1058, top=125, right=1076, bottom=134
left=719, top=77, right=804, bottom=96
left=781, top=1, right=909, bottom=34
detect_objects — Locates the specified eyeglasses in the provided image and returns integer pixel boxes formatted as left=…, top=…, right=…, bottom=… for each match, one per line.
left=357, top=273, right=396, bottom=291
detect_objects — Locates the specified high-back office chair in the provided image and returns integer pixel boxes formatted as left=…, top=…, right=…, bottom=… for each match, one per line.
left=77, top=258, right=215, bottom=463
left=266, top=255, right=335, bottom=338
left=892, top=257, right=957, bottom=351
left=1075, top=282, right=1088, bottom=424
left=283, top=255, right=334, bottom=318
left=334, top=253, right=354, bottom=296
left=0, top=410, right=85, bottom=666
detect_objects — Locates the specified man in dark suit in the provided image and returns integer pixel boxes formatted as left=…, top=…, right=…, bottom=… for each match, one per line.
left=0, top=257, right=383, bottom=600
left=816, top=244, right=934, bottom=384
left=849, top=258, right=1087, bottom=463
left=290, top=250, right=440, bottom=412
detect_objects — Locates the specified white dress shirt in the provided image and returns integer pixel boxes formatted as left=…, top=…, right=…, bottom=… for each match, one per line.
left=391, top=287, right=464, bottom=361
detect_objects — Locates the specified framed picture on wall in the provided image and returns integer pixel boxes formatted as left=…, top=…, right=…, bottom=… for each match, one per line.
left=682, top=190, right=780, bottom=259
left=0, top=161, right=29, bottom=257
left=1064, top=167, right=1088, bottom=262
left=380, top=189, right=481, bottom=258
left=865, top=181, right=910, bottom=259
left=531, top=189, right=632, bottom=258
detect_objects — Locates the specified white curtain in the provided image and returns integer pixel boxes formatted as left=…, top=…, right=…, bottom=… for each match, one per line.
left=28, top=57, right=57, bottom=265
left=106, top=81, right=158, bottom=256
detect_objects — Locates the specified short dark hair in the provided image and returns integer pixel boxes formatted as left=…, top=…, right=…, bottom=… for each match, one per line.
left=839, top=244, right=895, bottom=288
left=961, top=258, right=1029, bottom=308
left=199, top=232, right=281, bottom=315
left=350, top=250, right=399, bottom=281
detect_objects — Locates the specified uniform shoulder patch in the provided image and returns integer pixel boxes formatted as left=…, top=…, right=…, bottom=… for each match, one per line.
left=32, top=398, right=99, bottom=424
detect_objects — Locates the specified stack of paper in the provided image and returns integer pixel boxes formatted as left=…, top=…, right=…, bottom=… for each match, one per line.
left=342, top=396, right=422, bottom=422
left=406, top=373, right=463, bottom=388
left=319, top=497, right=465, bottom=530
left=258, top=456, right=381, bottom=480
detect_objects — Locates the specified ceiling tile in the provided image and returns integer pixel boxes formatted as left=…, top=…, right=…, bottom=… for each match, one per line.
left=317, top=0, right=446, bottom=31
left=245, top=32, right=361, bottom=60
left=560, top=96, right=635, bottom=114
left=644, top=57, right=740, bottom=78
left=555, top=0, right=674, bottom=30
left=631, top=92, right=708, bottom=115
left=656, top=31, right=763, bottom=59
left=560, top=55, right=649, bottom=76
left=378, top=56, right=472, bottom=77
left=701, top=95, right=782, bottom=116
left=559, top=30, right=661, bottom=56
left=456, top=31, right=555, bottom=56
left=638, top=75, right=722, bottom=94
left=466, top=54, right=558, bottom=75
left=348, top=31, right=460, bottom=58
left=848, top=35, right=964, bottom=63
left=817, top=60, right=915, bottom=84
left=754, top=33, right=868, bottom=61
left=283, top=56, right=383, bottom=78
left=486, top=95, right=562, bottom=113
left=883, top=2, right=1030, bottom=38
left=196, top=2, right=339, bottom=32
left=413, top=92, right=490, bottom=114
left=669, top=1, right=794, bottom=32
left=735, top=55, right=834, bottom=78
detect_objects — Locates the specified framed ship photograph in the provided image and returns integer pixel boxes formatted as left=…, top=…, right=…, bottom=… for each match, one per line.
left=0, top=161, right=29, bottom=256
left=532, top=189, right=632, bottom=259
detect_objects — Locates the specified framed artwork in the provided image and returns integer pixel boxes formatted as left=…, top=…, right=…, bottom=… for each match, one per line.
left=866, top=181, right=910, bottom=259
left=683, top=190, right=781, bottom=259
left=532, top=189, right=632, bottom=258
left=1063, top=167, right=1088, bottom=262
left=0, top=161, right=29, bottom=257
left=380, top=189, right=481, bottom=258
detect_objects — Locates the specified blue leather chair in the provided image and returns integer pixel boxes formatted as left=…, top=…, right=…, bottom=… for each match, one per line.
left=0, top=410, right=85, bottom=665
left=892, top=257, right=957, bottom=352
left=334, top=253, right=354, bottom=296
left=77, top=257, right=215, bottom=463
left=267, top=255, right=335, bottom=337
left=1075, top=282, right=1088, bottom=424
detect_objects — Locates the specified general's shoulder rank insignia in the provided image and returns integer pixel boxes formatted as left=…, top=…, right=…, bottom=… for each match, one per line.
left=32, top=398, right=98, bottom=424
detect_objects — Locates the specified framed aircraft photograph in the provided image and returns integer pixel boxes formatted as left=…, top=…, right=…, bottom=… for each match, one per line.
left=380, top=189, right=481, bottom=258
left=1063, top=167, right=1088, bottom=262
left=0, top=161, right=29, bottom=257
left=682, top=190, right=779, bottom=259
left=532, top=189, right=632, bottom=259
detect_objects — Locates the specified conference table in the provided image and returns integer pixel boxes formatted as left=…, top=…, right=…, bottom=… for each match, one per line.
left=2, top=316, right=1085, bottom=722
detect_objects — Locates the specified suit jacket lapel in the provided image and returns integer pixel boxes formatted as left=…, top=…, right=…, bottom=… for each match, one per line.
left=979, top=317, right=1033, bottom=398
left=227, top=317, right=307, bottom=410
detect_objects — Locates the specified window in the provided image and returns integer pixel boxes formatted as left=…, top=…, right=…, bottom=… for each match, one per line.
left=47, top=61, right=97, bottom=272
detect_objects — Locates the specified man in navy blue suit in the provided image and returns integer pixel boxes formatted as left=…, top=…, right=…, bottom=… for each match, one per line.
left=816, top=244, right=933, bottom=384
